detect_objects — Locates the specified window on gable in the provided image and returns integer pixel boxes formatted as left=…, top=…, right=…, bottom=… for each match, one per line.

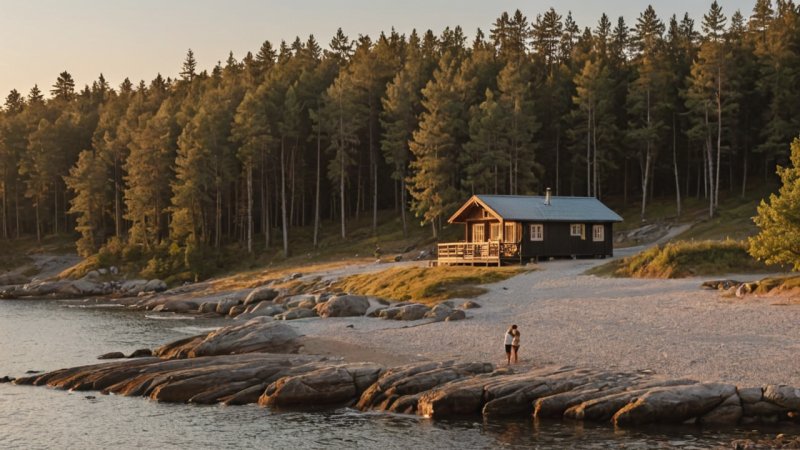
left=529, top=224, right=543, bottom=241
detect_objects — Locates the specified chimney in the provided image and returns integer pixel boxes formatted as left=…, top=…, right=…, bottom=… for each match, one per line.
left=544, top=187, right=551, bottom=206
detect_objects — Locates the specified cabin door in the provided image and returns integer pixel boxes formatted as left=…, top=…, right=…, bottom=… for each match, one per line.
left=471, top=223, right=485, bottom=242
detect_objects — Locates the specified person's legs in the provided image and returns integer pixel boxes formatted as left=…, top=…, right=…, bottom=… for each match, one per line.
left=512, top=345, right=519, bottom=363
left=505, top=345, right=511, bottom=364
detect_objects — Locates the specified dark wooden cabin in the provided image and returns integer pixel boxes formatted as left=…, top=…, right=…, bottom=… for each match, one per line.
left=437, top=191, right=623, bottom=266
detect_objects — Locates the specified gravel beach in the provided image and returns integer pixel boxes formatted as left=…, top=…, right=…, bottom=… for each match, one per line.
left=294, top=257, right=800, bottom=387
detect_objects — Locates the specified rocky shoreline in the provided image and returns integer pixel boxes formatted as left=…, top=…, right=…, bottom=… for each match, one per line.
left=8, top=317, right=800, bottom=430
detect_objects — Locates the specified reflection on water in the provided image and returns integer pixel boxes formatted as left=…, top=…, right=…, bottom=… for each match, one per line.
left=0, top=299, right=797, bottom=449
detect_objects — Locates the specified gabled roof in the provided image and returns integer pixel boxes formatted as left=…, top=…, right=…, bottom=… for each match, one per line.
left=449, top=195, right=623, bottom=223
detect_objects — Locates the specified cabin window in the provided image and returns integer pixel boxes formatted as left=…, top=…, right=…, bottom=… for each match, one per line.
left=570, top=224, right=582, bottom=237
left=504, top=223, right=518, bottom=242
left=489, top=223, right=501, bottom=241
left=482, top=210, right=491, bottom=219
left=472, top=223, right=485, bottom=242
left=593, top=224, right=604, bottom=242
left=529, top=224, right=543, bottom=241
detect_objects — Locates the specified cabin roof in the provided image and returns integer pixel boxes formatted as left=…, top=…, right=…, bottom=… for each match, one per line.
left=449, top=195, right=624, bottom=223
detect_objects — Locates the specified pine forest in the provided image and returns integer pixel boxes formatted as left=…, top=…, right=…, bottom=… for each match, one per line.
left=1, top=1, right=799, bottom=279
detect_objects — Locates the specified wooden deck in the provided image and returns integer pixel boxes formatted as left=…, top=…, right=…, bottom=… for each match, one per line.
left=436, top=241, right=521, bottom=266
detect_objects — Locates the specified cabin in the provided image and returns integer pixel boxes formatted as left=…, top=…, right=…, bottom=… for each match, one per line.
left=437, top=190, right=623, bottom=266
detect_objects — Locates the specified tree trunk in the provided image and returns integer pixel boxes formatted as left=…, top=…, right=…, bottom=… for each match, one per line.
left=1, top=178, right=7, bottom=240
left=53, top=181, right=58, bottom=235
left=313, top=124, right=321, bottom=248
left=672, top=113, right=681, bottom=217
left=592, top=108, right=598, bottom=198
left=280, top=137, right=289, bottom=257
left=705, top=104, right=714, bottom=219
left=741, top=144, right=748, bottom=198
left=246, top=163, right=253, bottom=254
left=555, top=126, right=560, bottom=195
left=400, top=177, right=408, bottom=238
left=339, top=110, right=347, bottom=240
left=114, top=154, right=122, bottom=238
left=714, top=70, right=722, bottom=211
left=586, top=109, right=592, bottom=197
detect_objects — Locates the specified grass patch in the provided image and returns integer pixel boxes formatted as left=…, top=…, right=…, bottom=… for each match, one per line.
left=333, top=265, right=527, bottom=305
left=588, top=239, right=772, bottom=278
left=752, top=275, right=800, bottom=296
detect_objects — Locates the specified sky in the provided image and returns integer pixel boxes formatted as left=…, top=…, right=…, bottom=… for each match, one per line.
left=0, top=0, right=756, bottom=99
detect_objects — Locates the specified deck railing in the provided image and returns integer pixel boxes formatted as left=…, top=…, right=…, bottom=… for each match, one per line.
left=436, top=241, right=520, bottom=265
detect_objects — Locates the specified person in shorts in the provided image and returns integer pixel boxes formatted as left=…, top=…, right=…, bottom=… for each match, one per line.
left=504, top=325, right=518, bottom=365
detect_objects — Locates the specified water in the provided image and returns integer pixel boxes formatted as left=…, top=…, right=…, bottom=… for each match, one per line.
left=0, top=299, right=791, bottom=449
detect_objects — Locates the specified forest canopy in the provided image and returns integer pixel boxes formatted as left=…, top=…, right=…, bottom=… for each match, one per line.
left=0, top=1, right=798, bottom=278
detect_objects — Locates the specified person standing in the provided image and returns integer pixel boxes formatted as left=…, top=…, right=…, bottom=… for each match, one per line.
left=511, top=326, right=521, bottom=364
left=504, top=325, right=518, bottom=365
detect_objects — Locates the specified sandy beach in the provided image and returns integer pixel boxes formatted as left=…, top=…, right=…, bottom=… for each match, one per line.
left=293, top=257, right=800, bottom=387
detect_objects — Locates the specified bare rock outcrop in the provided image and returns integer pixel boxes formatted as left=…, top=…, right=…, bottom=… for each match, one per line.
left=154, top=317, right=300, bottom=358
left=315, top=295, right=370, bottom=318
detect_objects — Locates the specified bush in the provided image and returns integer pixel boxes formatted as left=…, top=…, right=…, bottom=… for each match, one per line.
left=608, top=240, right=770, bottom=278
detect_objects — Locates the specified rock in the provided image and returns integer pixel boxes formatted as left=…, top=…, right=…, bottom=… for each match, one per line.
left=290, top=272, right=302, bottom=280
left=276, top=308, right=317, bottom=320
left=0, top=273, right=30, bottom=285
left=565, top=379, right=697, bottom=422
left=701, top=279, right=741, bottom=290
left=763, top=385, right=800, bottom=410
left=699, top=393, right=743, bottom=425
left=198, top=302, right=217, bottom=314
left=259, top=363, right=383, bottom=407
left=315, top=295, right=370, bottom=318
left=460, top=300, right=481, bottom=309
left=228, top=305, right=246, bottom=317
left=424, top=303, right=453, bottom=321
left=0, top=376, right=14, bottom=383
left=154, top=300, right=197, bottom=313
left=738, top=387, right=763, bottom=404
left=120, top=279, right=148, bottom=295
left=97, top=352, right=126, bottom=360
left=155, top=317, right=301, bottom=358
left=128, top=349, right=153, bottom=358
left=235, top=302, right=284, bottom=320
left=215, top=298, right=240, bottom=315
left=613, top=383, right=736, bottom=426
left=742, top=401, right=788, bottom=417
left=109, top=266, right=119, bottom=275
left=144, top=279, right=167, bottom=292
left=98, top=268, right=109, bottom=276
left=285, top=294, right=317, bottom=309
left=380, top=304, right=430, bottom=321
left=243, top=286, right=279, bottom=306
left=366, top=307, right=387, bottom=318
left=86, top=270, right=100, bottom=280
left=445, top=310, right=466, bottom=321
left=417, top=377, right=488, bottom=418
left=394, top=255, right=402, bottom=262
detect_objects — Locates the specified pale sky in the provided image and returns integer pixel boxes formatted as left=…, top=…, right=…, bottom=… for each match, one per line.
left=0, top=0, right=755, bottom=99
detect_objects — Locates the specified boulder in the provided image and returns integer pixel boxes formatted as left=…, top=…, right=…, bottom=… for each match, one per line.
left=699, top=393, right=743, bottom=425
left=738, top=387, right=763, bottom=404
left=120, top=279, right=148, bottom=295
left=235, top=302, right=285, bottom=320
left=424, top=303, right=453, bottom=321
left=228, top=305, right=246, bottom=317
left=379, top=304, right=430, bottom=321
left=445, top=310, right=466, bottom=321
left=144, top=279, right=167, bottom=292
left=276, top=308, right=317, bottom=320
left=460, top=300, right=481, bottom=309
left=155, top=317, right=301, bottom=358
left=215, top=298, right=240, bottom=315
left=155, top=300, right=197, bottom=313
left=97, top=352, right=126, bottom=360
left=613, top=383, right=736, bottom=426
left=315, top=295, right=370, bottom=318
left=0, top=273, right=30, bottom=285
left=243, top=286, right=279, bottom=306
left=763, top=385, right=800, bottom=410
left=417, top=377, right=488, bottom=418
left=128, top=349, right=153, bottom=358
left=285, top=294, right=317, bottom=309
left=198, top=302, right=217, bottom=314
left=259, top=363, right=383, bottom=407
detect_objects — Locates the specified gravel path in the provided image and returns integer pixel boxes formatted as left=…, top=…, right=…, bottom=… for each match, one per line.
left=295, top=258, right=800, bottom=387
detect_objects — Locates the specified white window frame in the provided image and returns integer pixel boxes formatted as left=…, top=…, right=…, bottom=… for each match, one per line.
left=529, top=224, right=543, bottom=241
left=592, top=224, right=604, bottom=242
left=472, top=223, right=485, bottom=242
left=570, top=224, right=582, bottom=237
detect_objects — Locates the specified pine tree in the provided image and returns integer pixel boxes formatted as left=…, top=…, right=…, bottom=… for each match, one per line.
left=749, top=138, right=800, bottom=270
left=497, top=61, right=540, bottom=194
left=180, top=49, right=198, bottom=82
left=51, top=71, right=76, bottom=101
left=65, top=149, right=108, bottom=256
